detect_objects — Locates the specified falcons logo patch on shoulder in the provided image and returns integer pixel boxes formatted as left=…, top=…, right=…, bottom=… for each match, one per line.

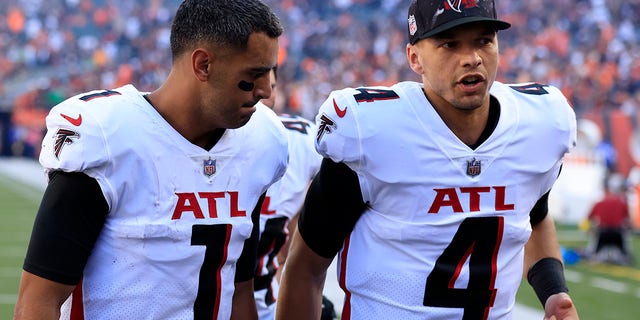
left=54, top=128, right=80, bottom=159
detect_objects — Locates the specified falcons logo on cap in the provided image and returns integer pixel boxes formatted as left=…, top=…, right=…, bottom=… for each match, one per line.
left=446, top=0, right=479, bottom=12
left=53, top=128, right=79, bottom=159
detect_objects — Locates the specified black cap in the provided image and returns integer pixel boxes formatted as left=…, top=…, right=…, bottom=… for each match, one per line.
left=408, top=0, right=511, bottom=44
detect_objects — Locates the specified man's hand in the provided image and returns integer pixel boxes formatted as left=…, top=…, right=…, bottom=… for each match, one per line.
left=544, top=292, right=579, bottom=320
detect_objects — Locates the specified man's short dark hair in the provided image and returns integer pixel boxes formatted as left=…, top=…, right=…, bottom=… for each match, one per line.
left=170, top=0, right=283, bottom=60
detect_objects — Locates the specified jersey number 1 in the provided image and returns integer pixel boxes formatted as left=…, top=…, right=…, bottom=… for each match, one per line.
left=191, top=224, right=231, bottom=319
left=423, top=216, right=504, bottom=320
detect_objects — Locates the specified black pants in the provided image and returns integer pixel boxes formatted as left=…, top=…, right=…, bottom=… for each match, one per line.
left=595, top=228, right=627, bottom=254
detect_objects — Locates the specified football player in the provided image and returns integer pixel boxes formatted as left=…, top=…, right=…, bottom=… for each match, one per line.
left=277, top=1, right=580, bottom=319
left=14, top=1, right=286, bottom=319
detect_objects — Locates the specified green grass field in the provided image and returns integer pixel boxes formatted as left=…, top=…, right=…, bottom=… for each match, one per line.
left=516, top=224, right=640, bottom=320
left=1, top=171, right=639, bottom=319
left=0, top=173, right=42, bottom=318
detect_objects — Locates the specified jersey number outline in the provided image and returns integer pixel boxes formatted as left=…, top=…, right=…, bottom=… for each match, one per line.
left=255, top=216, right=288, bottom=305
left=282, top=119, right=311, bottom=134
left=191, top=224, right=232, bottom=319
left=423, top=216, right=504, bottom=320
left=78, top=89, right=122, bottom=101
left=509, top=83, right=549, bottom=95
left=353, top=88, right=399, bottom=103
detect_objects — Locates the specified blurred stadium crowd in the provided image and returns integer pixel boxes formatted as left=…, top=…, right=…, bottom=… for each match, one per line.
left=1, top=0, right=640, bottom=178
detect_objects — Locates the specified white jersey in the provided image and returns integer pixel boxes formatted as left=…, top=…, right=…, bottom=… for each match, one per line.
left=262, top=114, right=322, bottom=221
left=255, top=114, right=322, bottom=320
left=314, top=81, right=576, bottom=319
left=39, top=85, right=288, bottom=320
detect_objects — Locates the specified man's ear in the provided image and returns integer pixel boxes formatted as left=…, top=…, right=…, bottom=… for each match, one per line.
left=406, top=43, right=424, bottom=75
left=192, top=48, right=211, bottom=82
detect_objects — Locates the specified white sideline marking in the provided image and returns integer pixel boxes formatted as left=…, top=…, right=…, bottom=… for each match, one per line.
left=590, top=277, right=628, bottom=293
left=0, top=294, right=17, bottom=304
left=0, top=158, right=47, bottom=191
left=565, top=269, right=583, bottom=283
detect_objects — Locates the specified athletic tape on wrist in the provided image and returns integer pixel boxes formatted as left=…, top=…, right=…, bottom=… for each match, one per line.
left=526, top=257, right=569, bottom=306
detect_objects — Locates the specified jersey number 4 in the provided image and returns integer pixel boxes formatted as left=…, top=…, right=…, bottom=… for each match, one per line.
left=423, top=216, right=504, bottom=320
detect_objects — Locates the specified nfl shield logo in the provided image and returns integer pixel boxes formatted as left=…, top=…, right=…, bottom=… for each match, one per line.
left=203, top=159, right=216, bottom=177
left=466, top=158, right=481, bottom=177
left=408, top=15, right=417, bottom=36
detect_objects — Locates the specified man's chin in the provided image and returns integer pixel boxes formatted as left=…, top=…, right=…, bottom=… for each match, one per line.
left=455, top=94, right=488, bottom=111
left=454, top=101, right=484, bottom=111
left=232, top=110, right=255, bottom=128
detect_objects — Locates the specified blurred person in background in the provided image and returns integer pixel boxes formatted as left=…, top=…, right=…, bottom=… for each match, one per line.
left=255, top=68, right=334, bottom=320
left=586, top=173, right=633, bottom=265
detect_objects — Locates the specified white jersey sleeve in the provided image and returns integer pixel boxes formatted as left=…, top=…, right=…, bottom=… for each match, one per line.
left=40, top=89, right=115, bottom=172
left=314, top=85, right=413, bottom=204
left=263, top=114, right=322, bottom=219
left=314, top=87, right=366, bottom=165
left=39, top=87, right=135, bottom=209
left=255, top=114, right=321, bottom=320
left=491, top=81, right=577, bottom=194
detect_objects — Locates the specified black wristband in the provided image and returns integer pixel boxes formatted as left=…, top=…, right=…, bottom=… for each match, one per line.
left=527, top=257, right=569, bottom=306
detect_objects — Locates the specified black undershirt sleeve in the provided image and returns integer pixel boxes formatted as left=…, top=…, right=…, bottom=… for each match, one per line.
left=529, top=164, right=563, bottom=227
left=529, top=190, right=550, bottom=226
left=235, top=193, right=265, bottom=282
left=23, top=171, right=108, bottom=285
left=298, top=158, right=367, bottom=259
